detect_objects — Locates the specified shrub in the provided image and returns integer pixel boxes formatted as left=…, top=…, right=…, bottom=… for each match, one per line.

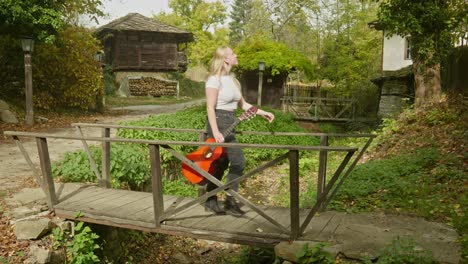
left=33, top=26, right=103, bottom=111
left=52, top=144, right=150, bottom=190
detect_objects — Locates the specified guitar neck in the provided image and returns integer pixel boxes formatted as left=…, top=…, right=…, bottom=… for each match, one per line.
left=221, top=118, right=241, bottom=138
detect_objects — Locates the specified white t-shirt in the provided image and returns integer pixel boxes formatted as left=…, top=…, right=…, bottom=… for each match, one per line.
left=206, top=75, right=241, bottom=111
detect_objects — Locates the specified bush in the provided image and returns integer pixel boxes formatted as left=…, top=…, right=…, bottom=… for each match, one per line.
left=52, top=144, right=150, bottom=190
left=33, top=26, right=103, bottom=111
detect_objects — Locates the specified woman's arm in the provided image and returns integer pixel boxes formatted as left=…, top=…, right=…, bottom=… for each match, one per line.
left=239, top=97, right=275, bottom=123
left=206, top=87, right=225, bottom=142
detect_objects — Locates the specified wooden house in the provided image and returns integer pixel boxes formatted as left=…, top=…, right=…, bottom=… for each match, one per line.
left=94, top=13, right=193, bottom=74
left=370, top=21, right=467, bottom=117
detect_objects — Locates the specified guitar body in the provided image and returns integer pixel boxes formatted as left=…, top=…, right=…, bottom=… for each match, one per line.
left=182, top=138, right=225, bottom=184
left=181, top=106, right=257, bottom=185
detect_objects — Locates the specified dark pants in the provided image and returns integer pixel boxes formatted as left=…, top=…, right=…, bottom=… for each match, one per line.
left=205, top=110, right=246, bottom=194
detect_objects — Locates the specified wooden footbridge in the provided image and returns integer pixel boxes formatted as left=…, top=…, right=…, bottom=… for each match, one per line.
left=5, top=124, right=374, bottom=246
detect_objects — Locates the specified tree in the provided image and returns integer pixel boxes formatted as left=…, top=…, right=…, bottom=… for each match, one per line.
left=0, top=0, right=104, bottom=42
left=375, top=0, right=468, bottom=106
left=229, top=0, right=253, bottom=45
left=235, top=36, right=315, bottom=79
left=155, top=0, right=227, bottom=64
left=262, top=0, right=318, bottom=41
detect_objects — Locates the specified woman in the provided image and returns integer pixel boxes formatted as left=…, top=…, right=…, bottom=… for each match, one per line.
left=204, top=46, right=275, bottom=217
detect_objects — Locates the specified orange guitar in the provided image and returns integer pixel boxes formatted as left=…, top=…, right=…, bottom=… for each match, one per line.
left=182, top=106, right=258, bottom=184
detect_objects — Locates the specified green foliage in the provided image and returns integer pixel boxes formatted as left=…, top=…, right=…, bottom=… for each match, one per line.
left=235, top=36, right=315, bottom=79
left=51, top=222, right=101, bottom=264
left=329, top=148, right=440, bottom=211
left=235, top=246, right=277, bottom=264
left=0, top=0, right=104, bottom=42
left=295, top=243, right=334, bottom=264
left=52, top=143, right=150, bottom=190
left=154, top=0, right=228, bottom=65
left=33, top=26, right=103, bottom=111
left=376, top=0, right=467, bottom=65
left=162, top=178, right=198, bottom=198
left=377, top=237, right=434, bottom=264
left=229, top=0, right=253, bottom=45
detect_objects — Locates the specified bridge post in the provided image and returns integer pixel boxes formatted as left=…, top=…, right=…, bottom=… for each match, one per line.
left=289, top=149, right=300, bottom=240
left=149, top=144, right=164, bottom=227
left=101, top=128, right=111, bottom=188
left=36, top=137, right=58, bottom=208
left=317, top=135, right=328, bottom=211
left=197, top=132, right=208, bottom=198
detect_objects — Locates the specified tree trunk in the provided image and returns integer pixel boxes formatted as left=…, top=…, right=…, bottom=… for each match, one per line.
left=413, top=58, right=442, bottom=106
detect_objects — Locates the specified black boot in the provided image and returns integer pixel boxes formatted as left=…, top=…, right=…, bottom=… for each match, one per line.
left=204, top=196, right=225, bottom=215
left=224, top=196, right=245, bottom=217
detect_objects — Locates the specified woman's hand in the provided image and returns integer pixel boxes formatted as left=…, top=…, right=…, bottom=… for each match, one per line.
left=213, top=131, right=225, bottom=143
left=258, top=109, right=275, bottom=123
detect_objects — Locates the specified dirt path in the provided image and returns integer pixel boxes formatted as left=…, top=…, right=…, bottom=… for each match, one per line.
left=0, top=99, right=205, bottom=191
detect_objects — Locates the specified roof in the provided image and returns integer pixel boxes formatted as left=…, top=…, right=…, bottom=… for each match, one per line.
left=95, top=13, right=193, bottom=41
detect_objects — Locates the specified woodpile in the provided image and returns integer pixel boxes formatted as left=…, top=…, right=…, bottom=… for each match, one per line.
left=128, top=76, right=178, bottom=97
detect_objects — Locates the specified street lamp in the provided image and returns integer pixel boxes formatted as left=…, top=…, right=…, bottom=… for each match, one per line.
left=21, top=37, right=35, bottom=125
left=94, top=51, right=106, bottom=110
left=257, top=61, right=265, bottom=106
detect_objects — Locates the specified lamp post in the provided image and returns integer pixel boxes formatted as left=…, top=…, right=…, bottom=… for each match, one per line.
left=94, top=51, right=106, bottom=110
left=257, top=61, right=265, bottom=106
left=21, top=37, right=35, bottom=125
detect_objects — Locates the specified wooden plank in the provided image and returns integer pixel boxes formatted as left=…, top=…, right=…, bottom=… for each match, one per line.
left=67, top=189, right=132, bottom=213
left=229, top=206, right=288, bottom=237
left=56, top=189, right=119, bottom=213
left=55, top=187, right=116, bottom=207
left=101, top=128, right=111, bottom=188
left=91, top=191, right=149, bottom=217
left=149, top=144, right=163, bottom=226
left=289, top=150, right=300, bottom=239
left=100, top=191, right=150, bottom=214
left=163, top=201, right=213, bottom=228
left=317, top=135, right=328, bottom=211
left=55, top=209, right=282, bottom=247
left=136, top=196, right=199, bottom=224
left=36, top=137, right=57, bottom=208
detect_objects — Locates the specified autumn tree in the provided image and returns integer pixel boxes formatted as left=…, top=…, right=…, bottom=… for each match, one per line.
left=375, top=0, right=468, bottom=106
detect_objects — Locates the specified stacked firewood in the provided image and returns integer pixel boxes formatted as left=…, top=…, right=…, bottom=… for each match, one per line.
left=128, top=77, right=178, bottom=97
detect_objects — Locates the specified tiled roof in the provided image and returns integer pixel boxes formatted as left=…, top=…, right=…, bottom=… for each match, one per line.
left=95, top=13, right=192, bottom=36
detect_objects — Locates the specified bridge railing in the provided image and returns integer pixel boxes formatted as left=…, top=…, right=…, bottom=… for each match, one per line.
left=281, top=96, right=356, bottom=121
left=5, top=124, right=374, bottom=240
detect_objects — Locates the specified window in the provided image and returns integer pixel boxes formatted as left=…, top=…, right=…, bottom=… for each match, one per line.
left=404, top=38, right=411, bottom=60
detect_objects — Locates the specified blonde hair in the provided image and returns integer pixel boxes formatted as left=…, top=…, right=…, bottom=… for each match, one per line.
left=209, top=46, right=231, bottom=77
left=208, top=46, right=242, bottom=91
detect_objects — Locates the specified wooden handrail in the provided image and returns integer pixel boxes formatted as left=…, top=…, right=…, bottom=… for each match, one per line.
left=4, top=131, right=358, bottom=152
left=71, top=122, right=375, bottom=138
